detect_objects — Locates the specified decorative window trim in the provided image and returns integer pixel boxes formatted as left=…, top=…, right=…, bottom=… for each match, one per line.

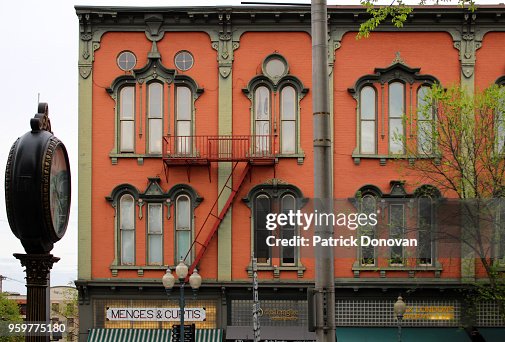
left=348, top=55, right=440, bottom=165
left=351, top=182, right=443, bottom=278
left=106, top=184, right=140, bottom=268
left=262, top=53, right=289, bottom=81
left=106, top=43, right=203, bottom=162
left=243, top=55, right=308, bottom=164
left=243, top=180, right=307, bottom=277
left=167, top=184, right=203, bottom=264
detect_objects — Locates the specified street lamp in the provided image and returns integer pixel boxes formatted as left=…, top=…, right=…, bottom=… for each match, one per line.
left=162, top=260, right=202, bottom=342
left=394, top=295, right=407, bottom=342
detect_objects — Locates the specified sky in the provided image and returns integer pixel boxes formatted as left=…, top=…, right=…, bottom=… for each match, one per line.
left=0, top=0, right=499, bottom=294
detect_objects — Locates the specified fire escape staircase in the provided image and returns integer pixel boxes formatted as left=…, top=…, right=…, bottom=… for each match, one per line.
left=162, top=135, right=277, bottom=274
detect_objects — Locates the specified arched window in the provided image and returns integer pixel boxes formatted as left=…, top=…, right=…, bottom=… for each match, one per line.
left=417, top=195, right=434, bottom=265
left=119, top=86, right=135, bottom=152
left=360, top=86, right=377, bottom=154
left=349, top=58, right=439, bottom=164
left=147, top=202, right=163, bottom=265
left=119, top=194, right=135, bottom=265
left=147, top=82, right=163, bottom=154
left=176, top=86, right=193, bottom=154
left=495, top=84, right=505, bottom=153
left=417, top=86, right=435, bottom=154
left=415, top=185, right=441, bottom=266
left=389, top=82, right=405, bottom=154
left=254, top=86, right=271, bottom=153
left=281, top=86, right=296, bottom=154
left=254, top=194, right=271, bottom=264
left=389, top=202, right=405, bottom=265
left=244, top=54, right=307, bottom=160
left=360, top=194, right=377, bottom=266
left=175, top=194, right=192, bottom=263
left=245, top=183, right=305, bottom=267
left=281, top=194, right=296, bottom=265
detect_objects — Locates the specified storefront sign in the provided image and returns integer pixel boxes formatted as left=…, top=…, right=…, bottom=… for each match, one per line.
left=262, top=309, right=298, bottom=321
left=404, top=306, right=455, bottom=320
left=105, top=307, right=206, bottom=321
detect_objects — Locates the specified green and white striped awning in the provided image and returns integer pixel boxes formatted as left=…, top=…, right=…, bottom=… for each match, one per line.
left=87, top=329, right=223, bottom=342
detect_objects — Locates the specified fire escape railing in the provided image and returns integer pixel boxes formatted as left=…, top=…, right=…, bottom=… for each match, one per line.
left=162, top=135, right=277, bottom=163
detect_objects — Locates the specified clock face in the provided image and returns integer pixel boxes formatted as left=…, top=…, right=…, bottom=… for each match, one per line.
left=49, top=144, right=70, bottom=238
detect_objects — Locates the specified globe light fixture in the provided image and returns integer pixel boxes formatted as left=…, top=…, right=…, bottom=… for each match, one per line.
left=162, top=260, right=202, bottom=342
left=394, top=295, right=407, bottom=342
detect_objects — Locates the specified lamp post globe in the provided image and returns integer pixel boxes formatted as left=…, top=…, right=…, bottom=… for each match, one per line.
left=176, top=260, right=189, bottom=280
left=189, top=269, right=202, bottom=290
left=394, top=295, right=406, bottom=319
left=162, top=269, right=175, bottom=294
left=394, top=295, right=407, bottom=342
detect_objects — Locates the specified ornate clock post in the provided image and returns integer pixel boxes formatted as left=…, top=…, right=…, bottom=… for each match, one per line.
left=5, top=103, right=71, bottom=342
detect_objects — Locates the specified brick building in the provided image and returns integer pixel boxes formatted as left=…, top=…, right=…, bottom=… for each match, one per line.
left=75, top=4, right=505, bottom=341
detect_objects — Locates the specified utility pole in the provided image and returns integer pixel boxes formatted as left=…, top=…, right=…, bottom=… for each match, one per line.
left=311, top=1, right=336, bottom=342
left=0, top=275, right=6, bottom=293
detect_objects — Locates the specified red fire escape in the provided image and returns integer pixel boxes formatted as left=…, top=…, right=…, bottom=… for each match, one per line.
left=162, top=135, right=277, bottom=274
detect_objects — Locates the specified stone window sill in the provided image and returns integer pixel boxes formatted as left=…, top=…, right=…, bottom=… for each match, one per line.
left=109, top=153, right=162, bottom=165
left=276, top=152, right=305, bottom=165
left=352, top=260, right=442, bottom=278
left=110, top=265, right=168, bottom=277
left=246, top=264, right=306, bottom=279
left=351, top=153, right=441, bottom=166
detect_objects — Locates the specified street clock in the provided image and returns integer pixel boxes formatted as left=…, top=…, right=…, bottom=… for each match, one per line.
left=5, top=103, right=71, bottom=253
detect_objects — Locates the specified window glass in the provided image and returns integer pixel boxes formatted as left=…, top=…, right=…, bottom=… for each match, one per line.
left=148, top=83, right=163, bottom=118
left=176, top=87, right=192, bottom=154
left=360, top=194, right=376, bottom=266
left=281, top=194, right=296, bottom=265
left=255, top=86, right=270, bottom=121
left=120, top=87, right=135, bottom=120
left=389, top=203, right=404, bottom=264
left=265, top=58, right=286, bottom=78
left=177, top=87, right=191, bottom=120
left=117, top=51, right=137, bottom=71
left=281, top=86, right=296, bottom=154
left=418, top=197, right=433, bottom=265
left=417, top=86, right=434, bottom=154
left=119, top=86, right=135, bottom=152
left=148, top=203, right=163, bottom=265
left=255, top=87, right=270, bottom=153
left=176, top=195, right=191, bottom=263
left=499, top=198, right=505, bottom=260
left=148, top=83, right=163, bottom=154
left=360, top=86, right=376, bottom=154
left=120, top=195, right=135, bottom=265
left=254, top=195, right=271, bottom=264
left=496, top=89, right=505, bottom=153
left=120, top=121, right=134, bottom=153
left=174, top=51, right=194, bottom=71
left=389, top=82, right=405, bottom=154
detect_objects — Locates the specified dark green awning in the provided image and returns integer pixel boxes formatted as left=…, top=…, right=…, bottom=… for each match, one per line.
left=478, top=328, right=505, bottom=342
left=87, top=329, right=171, bottom=341
left=335, top=327, right=472, bottom=341
left=88, top=329, right=222, bottom=342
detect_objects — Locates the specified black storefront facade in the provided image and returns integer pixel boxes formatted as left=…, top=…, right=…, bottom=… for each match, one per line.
left=79, top=281, right=505, bottom=342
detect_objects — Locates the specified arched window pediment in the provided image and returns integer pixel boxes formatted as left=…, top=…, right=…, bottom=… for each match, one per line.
left=348, top=62, right=439, bottom=97
left=106, top=184, right=140, bottom=203
left=167, top=184, right=203, bottom=208
left=243, top=182, right=306, bottom=208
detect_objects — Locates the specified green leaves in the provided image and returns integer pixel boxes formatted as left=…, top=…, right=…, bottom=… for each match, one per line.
left=358, top=0, right=476, bottom=39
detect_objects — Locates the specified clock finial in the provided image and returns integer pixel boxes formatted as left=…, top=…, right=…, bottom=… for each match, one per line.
left=30, top=102, right=52, bottom=133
